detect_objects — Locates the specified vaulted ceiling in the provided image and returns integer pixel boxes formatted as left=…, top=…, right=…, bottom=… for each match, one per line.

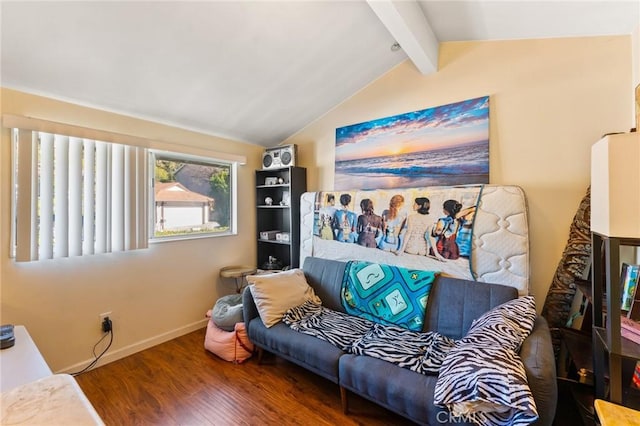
left=2, top=1, right=638, bottom=147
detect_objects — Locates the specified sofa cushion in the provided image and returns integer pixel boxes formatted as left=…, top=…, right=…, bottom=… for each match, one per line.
left=246, top=318, right=343, bottom=383
left=422, top=276, right=518, bottom=338
left=302, top=257, right=347, bottom=312
left=339, top=354, right=474, bottom=425
left=247, top=269, right=321, bottom=328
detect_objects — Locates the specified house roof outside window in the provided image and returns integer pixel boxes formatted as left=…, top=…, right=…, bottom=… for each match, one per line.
left=155, top=182, right=213, bottom=204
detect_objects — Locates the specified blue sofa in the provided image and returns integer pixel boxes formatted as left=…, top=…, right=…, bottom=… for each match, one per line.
left=242, top=256, right=557, bottom=425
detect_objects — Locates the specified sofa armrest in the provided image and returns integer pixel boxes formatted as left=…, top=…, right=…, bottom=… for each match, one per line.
left=520, top=316, right=557, bottom=426
left=242, top=286, right=259, bottom=323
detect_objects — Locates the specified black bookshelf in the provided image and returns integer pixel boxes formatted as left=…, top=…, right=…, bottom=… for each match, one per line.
left=255, top=167, right=306, bottom=270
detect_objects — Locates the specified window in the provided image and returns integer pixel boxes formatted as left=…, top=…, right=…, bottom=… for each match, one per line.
left=9, top=116, right=242, bottom=262
left=150, top=151, right=236, bottom=240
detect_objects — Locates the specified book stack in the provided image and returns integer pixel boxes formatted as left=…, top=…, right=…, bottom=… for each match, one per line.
left=621, top=263, right=640, bottom=321
left=621, top=315, right=640, bottom=345
left=621, top=263, right=640, bottom=310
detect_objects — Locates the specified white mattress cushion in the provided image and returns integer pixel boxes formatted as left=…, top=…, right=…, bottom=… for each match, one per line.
left=300, top=185, right=529, bottom=295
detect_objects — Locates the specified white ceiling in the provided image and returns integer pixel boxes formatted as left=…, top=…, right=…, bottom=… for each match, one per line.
left=1, top=1, right=639, bottom=148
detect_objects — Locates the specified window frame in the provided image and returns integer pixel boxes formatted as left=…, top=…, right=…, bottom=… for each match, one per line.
left=148, top=149, right=238, bottom=244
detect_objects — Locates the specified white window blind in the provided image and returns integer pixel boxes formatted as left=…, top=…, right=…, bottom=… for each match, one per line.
left=12, top=128, right=148, bottom=261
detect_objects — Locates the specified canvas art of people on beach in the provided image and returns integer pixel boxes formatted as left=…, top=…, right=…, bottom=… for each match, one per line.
left=311, top=185, right=484, bottom=281
left=334, top=96, right=490, bottom=190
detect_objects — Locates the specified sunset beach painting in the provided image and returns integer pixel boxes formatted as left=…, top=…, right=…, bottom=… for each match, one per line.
left=335, top=96, right=489, bottom=190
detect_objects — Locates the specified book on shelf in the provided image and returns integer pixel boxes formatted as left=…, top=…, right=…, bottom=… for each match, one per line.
left=632, top=361, right=640, bottom=389
left=628, top=268, right=640, bottom=321
left=620, top=263, right=640, bottom=312
left=620, top=315, right=640, bottom=345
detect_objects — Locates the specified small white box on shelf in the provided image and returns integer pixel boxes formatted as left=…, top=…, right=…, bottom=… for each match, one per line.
left=259, top=230, right=280, bottom=240
left=275, top=232, right=290, bottom=242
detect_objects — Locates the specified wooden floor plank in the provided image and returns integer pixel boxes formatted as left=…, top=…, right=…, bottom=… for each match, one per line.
left=75, top=328, right=412, bottom=425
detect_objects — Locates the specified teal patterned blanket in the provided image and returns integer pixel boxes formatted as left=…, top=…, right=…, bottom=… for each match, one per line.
left=340, top=260, right=437, bottom=331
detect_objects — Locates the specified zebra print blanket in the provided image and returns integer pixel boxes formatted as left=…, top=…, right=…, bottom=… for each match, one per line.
left=283, top=300, right=374, bottom=351
left=350, top=323, right=456, bottom=375
left=434, top=296, right=539, bottom=425
left=283, top=300, right=454, bottom=374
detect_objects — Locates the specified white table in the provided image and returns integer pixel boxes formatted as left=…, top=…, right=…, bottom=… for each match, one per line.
left=0, top=325, right=105, bottom=425
left=0, top=325, right=52, bottom=392
left=1, top=374, right=105, bottom=425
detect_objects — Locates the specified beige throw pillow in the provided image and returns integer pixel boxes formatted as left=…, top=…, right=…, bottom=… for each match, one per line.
left=247, top=269, right=321, bottom=328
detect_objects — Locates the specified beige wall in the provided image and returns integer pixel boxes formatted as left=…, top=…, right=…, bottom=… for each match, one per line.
left=285, top=36, right=633, bottom=309
left=0, top=89, right=263, bottom=372
left=634, top=25, right=639, bottom=84
left=633, top=24, right=640, bottom=126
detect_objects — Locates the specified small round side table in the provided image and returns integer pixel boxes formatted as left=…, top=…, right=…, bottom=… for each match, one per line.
left=219, top=265, right=257, bottom=293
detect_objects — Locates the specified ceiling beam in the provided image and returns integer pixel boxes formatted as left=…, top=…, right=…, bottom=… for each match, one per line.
left=367, top=0, right=439, bottom=75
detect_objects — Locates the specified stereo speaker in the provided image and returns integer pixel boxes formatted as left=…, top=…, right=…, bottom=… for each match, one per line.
left=262, top=145, right=296, bottom=170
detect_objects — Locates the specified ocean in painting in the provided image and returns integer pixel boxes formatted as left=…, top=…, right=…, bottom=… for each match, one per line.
left=334, top=96, right=490, bottom=190
left=335, top=140, right=488, bottom=190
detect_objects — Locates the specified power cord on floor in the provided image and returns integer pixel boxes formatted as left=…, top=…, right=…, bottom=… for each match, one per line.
left=70, top=326, right=113, bottom=376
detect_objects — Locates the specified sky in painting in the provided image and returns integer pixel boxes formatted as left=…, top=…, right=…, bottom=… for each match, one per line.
left=335, top=96, right=489, bottom=162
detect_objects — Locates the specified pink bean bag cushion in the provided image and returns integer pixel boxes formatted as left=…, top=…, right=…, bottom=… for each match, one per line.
left=204, top=310, right=254, bottom=363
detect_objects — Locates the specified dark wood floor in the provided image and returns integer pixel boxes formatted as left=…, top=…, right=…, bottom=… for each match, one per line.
left=75, top=328, right=412, bottom=425
left=76, top=327, right=590, bottom=426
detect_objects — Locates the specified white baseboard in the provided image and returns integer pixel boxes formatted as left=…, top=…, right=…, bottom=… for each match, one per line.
left=57, top=318, right=208, bottom=374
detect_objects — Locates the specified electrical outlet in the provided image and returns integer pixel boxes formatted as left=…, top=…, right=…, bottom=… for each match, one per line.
left=101, top=317, right=112, bottom=333
left=99, top=312, right=112, bottom=330
left=99, top=311, right=112, bottom=322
